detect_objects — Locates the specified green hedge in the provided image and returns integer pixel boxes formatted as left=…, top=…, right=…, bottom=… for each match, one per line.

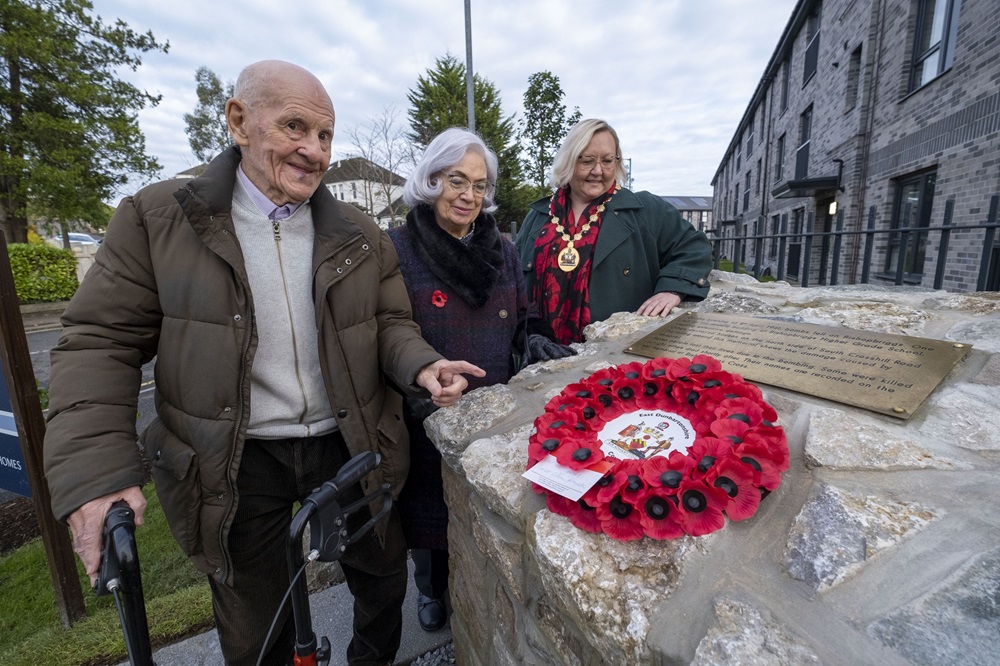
left=7, top=243, right=79, bottom=304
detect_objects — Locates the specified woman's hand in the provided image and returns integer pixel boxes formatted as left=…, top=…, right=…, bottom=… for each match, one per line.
left=637, top=291, right=682, bottom=317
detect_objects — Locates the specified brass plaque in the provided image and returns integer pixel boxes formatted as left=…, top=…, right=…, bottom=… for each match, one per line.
left=626, top=313, right=971, bottom=420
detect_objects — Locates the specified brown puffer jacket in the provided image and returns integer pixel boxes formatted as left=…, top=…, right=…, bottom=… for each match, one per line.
left=44, top=148, right=441, bottom=584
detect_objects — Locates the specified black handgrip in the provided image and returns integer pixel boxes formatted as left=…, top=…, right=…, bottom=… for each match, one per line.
left=95, top=500, right=135, bottom=596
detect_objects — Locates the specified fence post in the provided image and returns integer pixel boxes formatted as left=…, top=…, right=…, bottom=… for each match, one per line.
left=895, top=203, right=911, bottom=285
left=753, top=216, right=764, bottom=280
left=801, top=212, right=814, bottom=288
left=933, top=198, right=955, bottom=290
left=713, top=238, right=722, bottom=270
left=861, top=206, right=877, bottom=283
left=777, top=214, right=788, bottom=282
left=830, top=208, right=844, bottom=286
left=976, top=195, right=999, bottom=291
left=733, top=233, right=743, bottom=275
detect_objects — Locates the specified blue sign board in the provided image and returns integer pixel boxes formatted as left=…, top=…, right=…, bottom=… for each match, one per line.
left=0, top=368, right=31, bottom=498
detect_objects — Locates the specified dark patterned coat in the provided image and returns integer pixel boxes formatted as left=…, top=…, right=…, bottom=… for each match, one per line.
left=389, top=204, right=526, bottom=549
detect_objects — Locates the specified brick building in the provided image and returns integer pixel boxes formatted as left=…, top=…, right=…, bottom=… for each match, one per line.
left=661, top=196, right=714, bottom=231
left=711, top=0, right=1000, bottom=290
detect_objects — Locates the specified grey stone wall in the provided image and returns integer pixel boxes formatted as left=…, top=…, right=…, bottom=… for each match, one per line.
left=426, top=271, right=1000, bottom=665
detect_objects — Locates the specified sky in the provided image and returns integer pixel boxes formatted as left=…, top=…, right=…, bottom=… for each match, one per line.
left=89, top=0, right=798, bottom=198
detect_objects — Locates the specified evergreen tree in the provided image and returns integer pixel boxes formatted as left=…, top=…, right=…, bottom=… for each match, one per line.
left=406, top=54, right=528, bottom=230
left=183, top=66, right=234, bottom=164
left=0, top=0, right=167, bottom=243
left=519, top=71, right=581, bottom=190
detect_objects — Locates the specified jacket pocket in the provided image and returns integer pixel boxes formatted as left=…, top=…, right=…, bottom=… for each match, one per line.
left=146, top=418, right=202, bottom=556
left=376, top=389, right=409, bottom=499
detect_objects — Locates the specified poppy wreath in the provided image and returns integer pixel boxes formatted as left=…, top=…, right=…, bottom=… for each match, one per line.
left=525, top=355, right=789, bottom=541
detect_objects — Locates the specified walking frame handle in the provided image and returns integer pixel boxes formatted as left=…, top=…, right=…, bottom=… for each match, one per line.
left=285, top=450, right=394, bottom=666
left=95, top=499, right=154, bottom=666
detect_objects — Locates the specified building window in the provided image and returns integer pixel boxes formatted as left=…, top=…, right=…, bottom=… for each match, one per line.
left=734, top=185, right=740, bottom=217
left=885, top=170, right=937, bottom=278
left=736, top=135, right=742, bottom=171
left=351, top=182, right=358, bottom=198
left=743, top=171, right=751, bottom=212
left=845, top=44, right=863, bottom=111
left=756, top=159, right=762, bottom=194
left=796, top=106, right=812, bottom=180
left=769, top=215, right=780, bottom=260
left=909, top=0, right=961, bottom=92
left=803, top=3, right=822, bottom=86
left=774, top=133, right=786, bottom=181
left=759, top=103, right=766, bottom=139
left=781, top=59, right=790, bottom=112
left=746, top=109, right=755, bottom=157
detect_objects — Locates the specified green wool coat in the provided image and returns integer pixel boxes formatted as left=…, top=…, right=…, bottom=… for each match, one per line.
left=515, top=188, right=714, bottom=323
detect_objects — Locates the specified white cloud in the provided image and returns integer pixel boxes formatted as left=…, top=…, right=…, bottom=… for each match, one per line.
left=91, top=0, right=797, bottom=197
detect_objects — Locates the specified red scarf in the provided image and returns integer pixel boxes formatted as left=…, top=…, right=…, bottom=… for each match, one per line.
left=530, top=183, right=618, bottom=344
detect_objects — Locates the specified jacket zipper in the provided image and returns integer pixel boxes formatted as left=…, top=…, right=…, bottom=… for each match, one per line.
left=273, top=223, right=311, bottom=424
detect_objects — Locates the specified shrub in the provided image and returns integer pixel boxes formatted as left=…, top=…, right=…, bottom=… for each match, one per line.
left=7, top=243, right=78, bottom=303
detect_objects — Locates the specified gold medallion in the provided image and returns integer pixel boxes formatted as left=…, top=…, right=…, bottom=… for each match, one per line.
left=558, top=245, right=580, bottom=271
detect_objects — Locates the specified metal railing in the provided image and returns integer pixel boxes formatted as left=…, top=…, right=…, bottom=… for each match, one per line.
left=711, top=194, right=999, bottom=291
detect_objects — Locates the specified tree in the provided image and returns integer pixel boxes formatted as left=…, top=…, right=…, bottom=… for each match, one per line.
left=343, top=106, right=414, bottom=225
left=519, top=71, right=581, bottom=190
left=183, top=66, right=233, bottom=164
left=406, top=54, right=527, bottom=231
left=0, top=0, right=168, bottom=244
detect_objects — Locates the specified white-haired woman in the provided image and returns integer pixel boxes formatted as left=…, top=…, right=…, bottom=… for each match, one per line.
left=389, top=127, right=571, bottom=632
left=515, top=118, right=714, bottom=344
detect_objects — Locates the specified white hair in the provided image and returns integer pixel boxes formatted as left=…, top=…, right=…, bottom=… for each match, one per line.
left=404, top=128, right=499, bottom=213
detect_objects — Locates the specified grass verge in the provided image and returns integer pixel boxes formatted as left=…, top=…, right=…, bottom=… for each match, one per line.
left=0, top=485, right=213, bottom=666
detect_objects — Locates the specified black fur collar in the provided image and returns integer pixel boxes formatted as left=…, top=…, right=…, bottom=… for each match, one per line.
left=406, top=204, right=504, bottom=309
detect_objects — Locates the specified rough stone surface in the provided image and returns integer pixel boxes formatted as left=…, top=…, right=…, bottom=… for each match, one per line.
left=868, top=548, right=1000, bottom=666
left=805, top=407, right=965, bottom=470
left=532, top=511, right=690, bottom=664
left=791, top=301, right=930, bottom=334
left=919, top=389, right=1000, bottom=452
left=462, top=423, right=538, bottom=527
left=947, top=316, right=1000, bottom=353
left=432, top=273, right=1000, bottom=665
left=692, top=290, right=781, bottom=314
left=691, top=598, right=822, bottom=666
left=424, top=384, right=516, bottom=472
left=785, top=484, right=940, bottom=591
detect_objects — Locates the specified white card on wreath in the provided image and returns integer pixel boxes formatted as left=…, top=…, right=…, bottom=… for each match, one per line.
left=522, top=454, right=609, bottom=501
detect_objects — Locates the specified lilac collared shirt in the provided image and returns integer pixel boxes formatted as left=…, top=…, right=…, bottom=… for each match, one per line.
left=236, top=165, right=304, bottom=222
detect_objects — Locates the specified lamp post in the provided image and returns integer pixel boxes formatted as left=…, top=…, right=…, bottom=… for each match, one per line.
left=626, top=158, right=634, bottom=190
left=464, top=0, right=475, bottom=132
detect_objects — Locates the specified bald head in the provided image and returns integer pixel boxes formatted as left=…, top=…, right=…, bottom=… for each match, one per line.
left=225, top=60, right=336, bottom=204
left=233, top=60, right=333, bottom=116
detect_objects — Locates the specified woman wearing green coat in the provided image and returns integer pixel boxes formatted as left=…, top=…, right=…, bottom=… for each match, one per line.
left=515, top=118, right=713, bottom=344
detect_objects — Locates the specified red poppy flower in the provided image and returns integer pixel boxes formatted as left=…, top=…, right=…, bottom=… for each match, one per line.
left=431, top=290, right=447, bottom=308
left=636, top=488, right=686, bottom=540
left=714, top=397, right=766, bottom=428
left=596, top=495, right=645, bottom=541
left=674, top=478, right=729, bottom=536
left=553, top=437, right=605, bottom=470
left=641, top=356, right=679, bottom=382
left=567, top=498, right=604, bottom=533
left=638, top=450, right=697, bottom=492
left=704, top=454, right=761, bottom=521
left=741, top=429, right=789, bottom=471
left=710, top=416, right=752, bottom=442
left=732, top=440, right=784, bottom=490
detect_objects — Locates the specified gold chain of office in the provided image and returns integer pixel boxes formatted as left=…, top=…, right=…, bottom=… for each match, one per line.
left=550, top=185, right=621, bottom=272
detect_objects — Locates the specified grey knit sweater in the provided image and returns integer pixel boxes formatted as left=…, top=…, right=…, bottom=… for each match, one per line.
left=231, top=181, right=337, bottom=438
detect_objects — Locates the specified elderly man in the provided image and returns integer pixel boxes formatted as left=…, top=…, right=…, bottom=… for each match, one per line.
left=43, top=60, right=483, bottom=666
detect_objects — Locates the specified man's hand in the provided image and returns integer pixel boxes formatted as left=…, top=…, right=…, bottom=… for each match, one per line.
left=637, top=292, right=682, bottom=317
left=415, top=359, right=486, bottom=408
left=67, top=486, right=147, bottom=585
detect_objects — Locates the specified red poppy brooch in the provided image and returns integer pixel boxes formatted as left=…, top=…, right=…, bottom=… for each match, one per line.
left=524, top=355, right=789, bottom=541
left=432, top=290, right=448, bottom=308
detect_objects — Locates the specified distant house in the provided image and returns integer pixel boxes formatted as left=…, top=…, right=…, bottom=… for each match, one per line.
left=323, top=157, right=406, bottom=230
left=174, top=164, right=207, bottom=179
left=661, top=196, right=713, bottom=231
left=374, top=196, right=408, bottom=230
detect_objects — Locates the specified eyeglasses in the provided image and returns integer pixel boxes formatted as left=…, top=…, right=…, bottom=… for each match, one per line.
left=444, top=173, right=490, bottom=198
left=577, top=155, right=620, bottom=171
